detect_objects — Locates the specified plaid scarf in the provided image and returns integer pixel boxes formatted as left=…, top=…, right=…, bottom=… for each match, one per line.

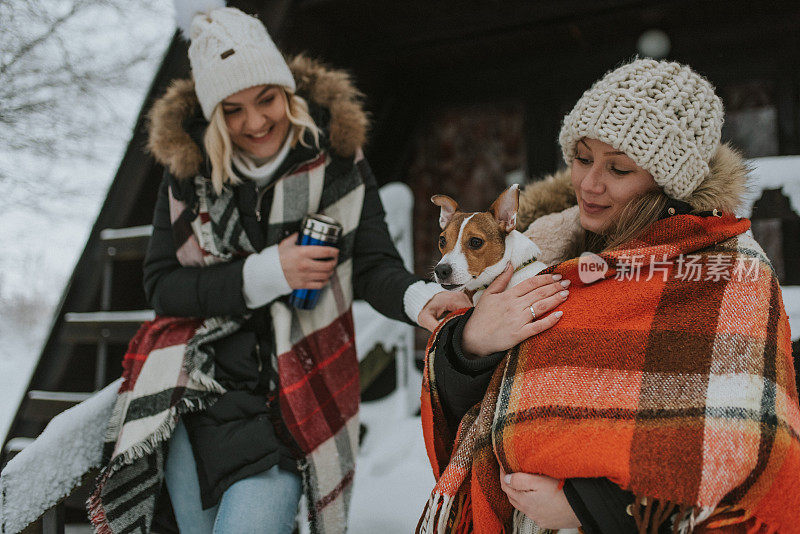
left=419, top=214, right=800, bottom=534
left=89, top=151, right=365, bottom=534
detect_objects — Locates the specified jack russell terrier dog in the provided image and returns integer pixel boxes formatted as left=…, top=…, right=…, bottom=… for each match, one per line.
left=432, top=184, right=548, bottom=304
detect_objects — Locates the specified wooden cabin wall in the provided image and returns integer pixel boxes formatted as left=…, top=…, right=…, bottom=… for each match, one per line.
left=270, top=0, right=800, bottom=281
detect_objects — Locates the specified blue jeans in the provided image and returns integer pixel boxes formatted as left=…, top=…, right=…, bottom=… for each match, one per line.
left=165, top=419, right=302, bottom=534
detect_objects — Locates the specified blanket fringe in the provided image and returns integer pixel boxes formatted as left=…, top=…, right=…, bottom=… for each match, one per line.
left=674, top=505, right=715, bottom=533
left=100, top=385, right=128, bottom=446
left=416, top=492, right=435, bottom=534
left=183, top=317, right=239, bottom=396
left=630, top=499, right=776, bottom=534
left=453, top=492, right=471, bottom=534
left=437, top=494, right=455, bottom=534
left=87, top=392, right=219, bottom=531
left=417, top=492, right=455, bottom=534
left=631, top=495, right=675, bottom=534
left=86, top=486, right=113, bottom=534
left=630, top=495, right=724, bottom=534
left=113, top=394, right=216, bottom=469
left=189, top=368, right=227, bottom=395
left=702, top=507, right=779, bottom=533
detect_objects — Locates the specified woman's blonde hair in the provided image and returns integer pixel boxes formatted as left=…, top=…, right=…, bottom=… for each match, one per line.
left=203, top=88, right=321, bottom=194
left=573, top=189, right=674, bottom=255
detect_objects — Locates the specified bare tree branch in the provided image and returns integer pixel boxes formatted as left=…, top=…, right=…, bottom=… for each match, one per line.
left=0, top=1, right=85, bottom=77
left=0, top=0, right=170, bottom=209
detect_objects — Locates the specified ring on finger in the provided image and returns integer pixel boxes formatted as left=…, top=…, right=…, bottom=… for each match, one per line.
left=529, top=304, right=537, bottom=321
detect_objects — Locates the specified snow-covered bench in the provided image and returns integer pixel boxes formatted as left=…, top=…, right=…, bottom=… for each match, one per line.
left=0, top=380, right=119, bottom=533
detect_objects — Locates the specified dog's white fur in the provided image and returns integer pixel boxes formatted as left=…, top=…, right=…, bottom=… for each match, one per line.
left=436, top=214, right=476, bottom=289
left=468, top=231, right=547, bottom=304
left=434, top=184, right=548, bottom=304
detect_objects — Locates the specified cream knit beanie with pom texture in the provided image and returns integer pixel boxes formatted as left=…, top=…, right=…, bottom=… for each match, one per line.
left=177, top=1, right=296, bottom=119
left=559, top=58, right=724, bottom=200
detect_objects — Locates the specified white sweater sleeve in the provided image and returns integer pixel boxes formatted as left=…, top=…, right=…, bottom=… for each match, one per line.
left=403, top=280, right=446, bottom=326
left=241, top=245, right=293, bottom=309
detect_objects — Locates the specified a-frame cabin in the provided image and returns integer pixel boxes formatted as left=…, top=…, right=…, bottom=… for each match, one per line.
left=3, top=0, right=800, bottom=530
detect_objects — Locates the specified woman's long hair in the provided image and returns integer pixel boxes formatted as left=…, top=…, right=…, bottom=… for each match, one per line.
left=572, top=189, right=673, bottom=255
left=203, top=88, right=321, bottom=194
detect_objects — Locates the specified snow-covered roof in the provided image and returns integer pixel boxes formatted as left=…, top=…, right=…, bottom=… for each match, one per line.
left=739, top=155, right=800, bottom=218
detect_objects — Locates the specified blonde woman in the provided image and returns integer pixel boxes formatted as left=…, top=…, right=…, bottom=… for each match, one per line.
left=88, top=5, right=471, bottom=534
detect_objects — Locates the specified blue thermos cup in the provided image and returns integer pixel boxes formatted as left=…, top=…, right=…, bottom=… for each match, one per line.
left=288, top=214, right=343, bottom=310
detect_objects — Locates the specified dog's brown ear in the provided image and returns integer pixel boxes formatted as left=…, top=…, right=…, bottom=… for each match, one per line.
left=491, top=184, right=519, bottom=233
left=431, top=195, right=459, bottom=230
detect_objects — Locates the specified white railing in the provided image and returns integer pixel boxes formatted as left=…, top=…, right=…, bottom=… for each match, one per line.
left=353, top=182, right=419, bottom=415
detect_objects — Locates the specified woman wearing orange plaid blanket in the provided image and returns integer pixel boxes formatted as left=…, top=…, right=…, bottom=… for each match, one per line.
left=420, top=59, right=800, bottom=533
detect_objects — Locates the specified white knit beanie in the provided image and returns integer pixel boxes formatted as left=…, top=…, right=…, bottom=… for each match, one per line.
left=177, top=2, right=296, bottom=119
left=559, top=58, right=724, bottom=200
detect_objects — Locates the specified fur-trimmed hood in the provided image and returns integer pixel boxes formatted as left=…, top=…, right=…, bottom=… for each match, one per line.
left=518, top=144, right=752, bottom=265
left=146, top=55, right=368, bottom=180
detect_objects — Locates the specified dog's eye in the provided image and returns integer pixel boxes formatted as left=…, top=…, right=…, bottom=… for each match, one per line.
left=468, top=237, right=484, bottom=249
left=438, top=235, right=446, bottom=248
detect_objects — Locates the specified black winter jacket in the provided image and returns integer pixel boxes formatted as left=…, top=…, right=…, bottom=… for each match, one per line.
left=145, top=161, right=417, bottom=507
left=143, top=60, right=423, bottom=509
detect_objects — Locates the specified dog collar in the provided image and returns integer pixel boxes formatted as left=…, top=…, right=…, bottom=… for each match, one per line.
left=474, top=256, right=538, bottom=292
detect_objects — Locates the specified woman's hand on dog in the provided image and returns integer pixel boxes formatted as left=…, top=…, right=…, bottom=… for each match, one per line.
left=418, top=291, right=472, bottom=332
left=278, top=233, right=340, bottom=290
left=462, top=263, right=567, bottom=357
left=500, top=469, right=581, bottom=529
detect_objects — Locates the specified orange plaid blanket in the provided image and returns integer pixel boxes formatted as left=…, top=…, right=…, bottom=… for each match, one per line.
left=420, top=213, right=800, bottom=533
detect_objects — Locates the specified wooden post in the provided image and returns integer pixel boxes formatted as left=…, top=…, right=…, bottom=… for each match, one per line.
left=750, top=218, right=786, bottom=282
left=40, top=504, right=64, bottom=534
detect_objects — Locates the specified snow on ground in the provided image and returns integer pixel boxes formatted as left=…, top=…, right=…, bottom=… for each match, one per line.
left=349, top=390, right=434, bottom=533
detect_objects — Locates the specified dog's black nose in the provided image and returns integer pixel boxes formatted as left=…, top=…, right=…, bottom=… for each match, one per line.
left=434, top=263, right=452, bottom=281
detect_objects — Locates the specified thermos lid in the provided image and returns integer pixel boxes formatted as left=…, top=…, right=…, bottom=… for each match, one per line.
left=303, top=213, right=342, bottom=238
